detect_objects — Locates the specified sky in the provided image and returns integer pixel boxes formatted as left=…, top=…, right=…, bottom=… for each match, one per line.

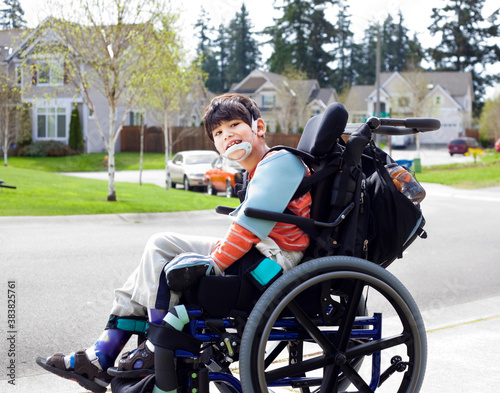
left=18, top=0, right=500, bottom=97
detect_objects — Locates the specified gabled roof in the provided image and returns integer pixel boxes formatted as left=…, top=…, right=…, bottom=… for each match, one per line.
left=347, top=71, right=473, bottom=112
left=230, top=69, right=336, bottom=107
left=0, top=28, right=27, bottom=62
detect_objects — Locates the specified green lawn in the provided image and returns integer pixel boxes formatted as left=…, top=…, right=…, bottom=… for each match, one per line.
left=1, top=151, right=499, bottom=216
left=416, top=150, right=500, bottom=188
left=0, top=165, right=239, bottom=216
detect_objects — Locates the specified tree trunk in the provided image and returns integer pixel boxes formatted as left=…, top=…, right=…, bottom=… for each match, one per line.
left=107, top=111, right=117, bottom=201
left=164, top=110, right=169, bottom=190
left=139, top=124, right=145, bottom=186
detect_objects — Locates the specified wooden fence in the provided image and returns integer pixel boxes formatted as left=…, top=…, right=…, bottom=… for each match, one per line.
left=120, top=125, right=302, bottom=154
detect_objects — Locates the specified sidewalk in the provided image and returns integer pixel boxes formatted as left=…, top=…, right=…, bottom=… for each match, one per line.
left=11, top=295, right=500, bottom=392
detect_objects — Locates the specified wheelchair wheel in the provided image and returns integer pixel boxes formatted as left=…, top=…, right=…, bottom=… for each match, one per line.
left=239, top=256, right=427, bottom=392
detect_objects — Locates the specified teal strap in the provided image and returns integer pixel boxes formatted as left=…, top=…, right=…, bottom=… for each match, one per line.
left=152, top=385, right=176, bottom=393
left=116, top=319, right=148, bottom=334
left=250, top=258, right=283, bottom=286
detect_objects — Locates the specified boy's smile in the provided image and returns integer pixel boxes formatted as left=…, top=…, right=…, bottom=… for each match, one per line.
left=212, top=118, right=268, bottom=170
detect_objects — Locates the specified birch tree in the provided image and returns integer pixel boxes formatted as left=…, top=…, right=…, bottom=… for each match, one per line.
left=48, top=0, right=176, bottom=201
left=0, top=73, right=21, bottom=166
left=138, top=15, right=203, bottom=189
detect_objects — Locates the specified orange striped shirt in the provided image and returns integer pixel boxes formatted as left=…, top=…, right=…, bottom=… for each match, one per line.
left=211, top=155, right=311, bottom=271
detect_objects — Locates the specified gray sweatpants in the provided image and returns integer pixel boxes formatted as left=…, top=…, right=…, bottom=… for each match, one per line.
left=110, top=232, right=303, bottom=317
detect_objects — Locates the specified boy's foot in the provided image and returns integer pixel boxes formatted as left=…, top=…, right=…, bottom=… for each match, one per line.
left=36, top=349, right=110, bottom=393
left=107, top=341, right=155, bottom=378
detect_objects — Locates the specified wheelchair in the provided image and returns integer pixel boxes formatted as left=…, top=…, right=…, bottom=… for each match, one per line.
left=117, top=103, right=440, bottom=393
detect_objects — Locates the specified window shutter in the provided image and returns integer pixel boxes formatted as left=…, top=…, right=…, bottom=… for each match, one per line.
left=32, top=63, right=37, bottom=85
left=64, top=61, right=69, bottom=84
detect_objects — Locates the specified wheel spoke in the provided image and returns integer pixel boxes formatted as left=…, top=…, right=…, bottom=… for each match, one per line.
left=334, top=279, right=365, bottom=351
left=287, top=300, right=338, bottom=354
left=265, top=354, right=331, bottom=382
left=340, top=361, right=373, bottom=393
left=346, top=333, right=412, bottom=360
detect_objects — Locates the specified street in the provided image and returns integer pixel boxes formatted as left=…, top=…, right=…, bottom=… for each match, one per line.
left=1, top=182, right=500, bottom=392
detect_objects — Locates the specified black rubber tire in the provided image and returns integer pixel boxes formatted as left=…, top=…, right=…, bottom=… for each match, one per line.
left=239, top=256, right=427, bottom=393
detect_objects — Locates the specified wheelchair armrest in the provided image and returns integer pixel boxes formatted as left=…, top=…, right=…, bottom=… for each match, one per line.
left=244, top=203, right=355, bottom=230
left=216, top=205, right=236, bottom=215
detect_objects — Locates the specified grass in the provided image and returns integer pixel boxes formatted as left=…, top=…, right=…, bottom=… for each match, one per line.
left=415, top=150, right=500, bottom=189
left=0, top=165, right=239, bottom=216
left=1, top=151, right=499, bottom=216
left=6, top=152, right=166, bottom=172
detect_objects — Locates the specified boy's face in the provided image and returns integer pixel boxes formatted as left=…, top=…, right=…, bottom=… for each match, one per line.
left=211, top=118, right=265, bottom=162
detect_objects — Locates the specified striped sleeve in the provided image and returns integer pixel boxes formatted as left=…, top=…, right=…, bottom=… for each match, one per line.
left=211, top=222, right=261, bottom=271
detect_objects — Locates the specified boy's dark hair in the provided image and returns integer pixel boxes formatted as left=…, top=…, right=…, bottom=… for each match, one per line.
left=203, top=93, right=261, bottom=141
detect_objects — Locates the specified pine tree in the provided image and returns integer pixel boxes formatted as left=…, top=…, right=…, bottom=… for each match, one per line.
left=265, top=0, right=337, bottom=82
left=0, top=0, right=26, bottom=29
left=226, top=4, right=260, bottom=87
left=330, top=2, right=355, bottom=92
left=381, top=12, right=423, bottom=72
left=195, top=8, right=222, bottom=92
left=428, top=0, right=500, bottom=115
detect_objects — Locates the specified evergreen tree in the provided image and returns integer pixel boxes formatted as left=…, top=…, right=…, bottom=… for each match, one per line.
left=428, top=0, right=500, bottom=115
left=214, top=23, right=229, bottom=91
left=381, top=12, right=423, bottom=72
left=226, top=4, right=260, bottom=87
left=265, top=0, right=337, bottom=82
left=0, top=0, right=26, bottom=29
left=350, top=24, right=378, bottom=86
left=195, top=8, right=222, bottom=92
left=330, top=2, right=355, bottom=92
left=68, top=106, right=83, bottom=152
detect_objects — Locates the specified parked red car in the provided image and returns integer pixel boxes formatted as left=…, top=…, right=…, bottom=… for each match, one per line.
left=495, top=138, right=500, bottom=153
left=204, top=156, right=245, bottom=198
left=447, top=137, right=480, bottom=156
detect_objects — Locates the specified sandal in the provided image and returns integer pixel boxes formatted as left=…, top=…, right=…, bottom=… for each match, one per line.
left=107, top=341, right=155, bottom=378
left=36, top=350, right=110, bottom=393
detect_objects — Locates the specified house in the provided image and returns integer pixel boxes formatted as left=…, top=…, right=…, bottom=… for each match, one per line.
left=1, top=22, right=210, bottom=154
left=345, top=71, right=474, bottom=144
left=229, top=69, right=338, bottom=133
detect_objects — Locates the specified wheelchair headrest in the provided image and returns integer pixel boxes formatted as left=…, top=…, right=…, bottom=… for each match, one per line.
left=297, top=102, right=348, bottom=157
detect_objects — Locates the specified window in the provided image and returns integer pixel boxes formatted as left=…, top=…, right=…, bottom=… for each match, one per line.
left=435, top=96, right=442, bottom=105
left=37, top=107, right=67, bottom=139
left=262, top=95, right=275, bottom=108
left=129, top=111, right=144, bottom=126
left=37, top=61, right=64, bottom=85
left=398, top=96, right=410, bottom=107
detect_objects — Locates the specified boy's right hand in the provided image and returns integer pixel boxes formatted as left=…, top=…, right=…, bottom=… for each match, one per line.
left=165, top=253, right=215, bottom=292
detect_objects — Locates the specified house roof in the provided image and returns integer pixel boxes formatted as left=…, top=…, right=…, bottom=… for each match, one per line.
left=0, top=29, right=27, bottom=62
left=231, top=69, right=336, bottom=107
left=381, top=71, right=473, bottom=100
left=345, top=85, right=375, bottom=112
left=346, top=71, right=473, bottom=113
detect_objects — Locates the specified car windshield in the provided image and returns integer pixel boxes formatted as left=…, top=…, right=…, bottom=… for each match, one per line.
left=185, top=154, right=216, bottom=165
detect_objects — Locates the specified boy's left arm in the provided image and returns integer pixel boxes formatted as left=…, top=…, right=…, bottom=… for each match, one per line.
left=212, top=150, right=307, bottom=270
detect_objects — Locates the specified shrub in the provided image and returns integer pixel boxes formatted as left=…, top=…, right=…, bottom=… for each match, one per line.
left=17, top=141, right=78, bottom=157
left=68, top=106, right=83, bottom=152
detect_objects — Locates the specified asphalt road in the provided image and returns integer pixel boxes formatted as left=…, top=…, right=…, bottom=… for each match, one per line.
left=1, top=181, right=499, bottom=392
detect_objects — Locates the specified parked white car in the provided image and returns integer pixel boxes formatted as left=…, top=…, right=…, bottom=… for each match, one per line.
left=391, top=134, right=414, bottom=148
left=167, top=150, right=219, bottom=191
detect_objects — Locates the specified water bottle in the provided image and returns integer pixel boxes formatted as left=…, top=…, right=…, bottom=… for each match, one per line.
left=385, top=164, right=426, bottom=205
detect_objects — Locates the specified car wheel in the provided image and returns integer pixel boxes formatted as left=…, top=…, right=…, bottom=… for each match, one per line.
left=225, top=180, right=234, bottom=198
left=207, top=180, right=217, bottom=196
left=183, top=176, right=191, bottom=191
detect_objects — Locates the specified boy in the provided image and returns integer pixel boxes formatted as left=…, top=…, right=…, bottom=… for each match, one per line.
left=36, top=93, right=312, bottom=393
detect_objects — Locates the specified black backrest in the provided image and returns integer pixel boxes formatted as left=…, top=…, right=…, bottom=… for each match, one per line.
left=297, top=102, right=348, bottom=157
